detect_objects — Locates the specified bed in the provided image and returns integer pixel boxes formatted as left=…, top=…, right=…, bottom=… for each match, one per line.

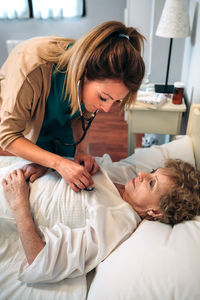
left=0, top=104, right=200, bottom=300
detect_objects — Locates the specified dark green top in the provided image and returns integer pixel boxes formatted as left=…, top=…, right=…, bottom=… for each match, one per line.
left=36, top=66, right=84, bottom=157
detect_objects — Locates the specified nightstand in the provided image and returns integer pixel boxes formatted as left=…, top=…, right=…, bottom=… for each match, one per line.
left=126, top=99, right=186, bottom=155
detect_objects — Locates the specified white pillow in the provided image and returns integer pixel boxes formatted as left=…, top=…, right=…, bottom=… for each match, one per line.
left=124, top=134, right=195, bottom=172
left=97, top=135, right=195, bottom=184
left=88, top=136, right=200, bottom=300
left=88, top=217, right=200, bottom=300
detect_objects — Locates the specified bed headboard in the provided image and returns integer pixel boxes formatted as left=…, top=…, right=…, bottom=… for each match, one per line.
left=186, top=104, right=200, bottom=170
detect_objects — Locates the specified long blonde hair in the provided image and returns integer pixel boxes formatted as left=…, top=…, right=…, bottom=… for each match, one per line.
left=40, top=21, right=145, bottom=114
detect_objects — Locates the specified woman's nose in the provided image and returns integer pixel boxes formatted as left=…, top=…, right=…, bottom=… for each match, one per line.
left=137, top=172, right=143, bottom=182
left=100, top=101, right=113, bottom=112
left=138, top=172, right=149, bottom=182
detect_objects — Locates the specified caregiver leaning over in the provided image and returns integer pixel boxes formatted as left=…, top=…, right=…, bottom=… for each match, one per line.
left=0, top=21, right=145, bottom=192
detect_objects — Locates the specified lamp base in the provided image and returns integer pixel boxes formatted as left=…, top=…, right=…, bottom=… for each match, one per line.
left=155, top=84, right=174, bottom=94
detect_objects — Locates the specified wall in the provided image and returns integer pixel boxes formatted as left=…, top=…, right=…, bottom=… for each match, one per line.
left=126, top=0, right=200, bottom=105
left=126, top=0, right=186, bottom=85
left=181, top=0, right=200, bottom=104
left=127, top=0, right=185, bottom=84
left=1, top=0, right=199, bottom=106
left=0, top=0, right=126, bottom=67
left=151, top=0, right=186, bottom=86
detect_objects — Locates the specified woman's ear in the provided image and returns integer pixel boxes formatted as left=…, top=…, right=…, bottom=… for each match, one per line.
left=82, top=71, right=88, bottom=84
left=147, top=209, right=162, bottom=219
left=83, top=69, right=87, bottom=79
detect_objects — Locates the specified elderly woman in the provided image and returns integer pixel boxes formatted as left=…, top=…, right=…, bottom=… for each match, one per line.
left=1, top=159, right=200, bottom=283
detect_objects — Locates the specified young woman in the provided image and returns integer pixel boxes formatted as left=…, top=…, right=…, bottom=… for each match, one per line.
left=0, top=21, right=145, bottom=191
left=2, top=159, right=200, bottom=283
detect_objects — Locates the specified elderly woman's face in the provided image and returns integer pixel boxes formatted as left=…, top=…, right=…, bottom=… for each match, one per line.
left=82, top=77, right=129, bottom=113
left=123, top=169, right=173, bottom=218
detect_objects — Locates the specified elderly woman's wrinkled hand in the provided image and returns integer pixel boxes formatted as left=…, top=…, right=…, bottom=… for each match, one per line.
left=2, top=169, right=30, bottom=212
left=22, top=163, right=48, bottom=183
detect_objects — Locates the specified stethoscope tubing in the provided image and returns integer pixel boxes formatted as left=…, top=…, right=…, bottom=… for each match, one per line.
left=55, top=80, right=98, bottom=147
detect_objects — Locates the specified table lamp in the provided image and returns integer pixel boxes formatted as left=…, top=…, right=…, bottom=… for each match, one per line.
left=155, top=0, right=190, bottom=94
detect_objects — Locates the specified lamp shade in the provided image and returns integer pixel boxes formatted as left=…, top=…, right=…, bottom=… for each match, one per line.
left=156, top=0, right=190, bottom=38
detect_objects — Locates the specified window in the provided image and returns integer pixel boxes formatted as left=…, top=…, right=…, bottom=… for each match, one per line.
left=0, top=0, right=84, bottom=19
left=0, top=0, right=29, bottom=19
left=32, top=0, right=84, bottom=19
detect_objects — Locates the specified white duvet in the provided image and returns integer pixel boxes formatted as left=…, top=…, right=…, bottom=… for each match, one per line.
left=0, top=158, right=140, bottom=300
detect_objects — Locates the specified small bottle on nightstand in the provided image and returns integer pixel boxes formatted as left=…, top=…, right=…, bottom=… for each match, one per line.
left=172, top=82, right=184, bottom=104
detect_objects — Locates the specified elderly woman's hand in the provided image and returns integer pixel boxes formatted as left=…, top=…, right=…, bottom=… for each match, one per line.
left=22, top=163, right=48, bottom=183
left=2, top=169, right=30, bottom=212
left=2, top=168, right=45, bottom=265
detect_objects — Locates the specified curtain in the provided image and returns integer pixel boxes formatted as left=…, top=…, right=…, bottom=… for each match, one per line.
left=0, top=0, right=29, bottom=19
left=32, top=0, right=84, bottom=19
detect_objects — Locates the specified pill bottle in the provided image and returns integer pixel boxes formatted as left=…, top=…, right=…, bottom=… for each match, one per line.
left=172, top=82, right=184, bottom=104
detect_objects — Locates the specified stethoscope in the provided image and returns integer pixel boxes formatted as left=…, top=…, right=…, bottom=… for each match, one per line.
left=55, top=80, right=98, bottom=147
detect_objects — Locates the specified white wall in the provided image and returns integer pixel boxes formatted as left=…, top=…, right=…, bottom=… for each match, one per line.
left=1, top=0, right=199, bottom=106
left=181, top=0, right=200, bottom=104
left=126, top=0, right=200, bottom=105
left=124, top=0, right=154, bottom=80
left=0, top=0, right=126, bottom=67
left=126, top=0, right=186, bottom=85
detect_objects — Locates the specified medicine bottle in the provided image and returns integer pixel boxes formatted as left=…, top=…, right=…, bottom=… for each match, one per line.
left=172, top=82, right=184, bottom=104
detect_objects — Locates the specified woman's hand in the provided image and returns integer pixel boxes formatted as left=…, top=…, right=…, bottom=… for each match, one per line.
left=22, top=163, right=48, bottom=183
left=55, top=157, right=95, bottom=192
left=2, top=169, right=30, bottom=212
left=2, top=168, right=45, bottom=265
left=74, top=152, right=99, bottom=175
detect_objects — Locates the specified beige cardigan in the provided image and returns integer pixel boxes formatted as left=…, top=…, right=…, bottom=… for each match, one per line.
left=0, top=36, right=71, bottom=150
